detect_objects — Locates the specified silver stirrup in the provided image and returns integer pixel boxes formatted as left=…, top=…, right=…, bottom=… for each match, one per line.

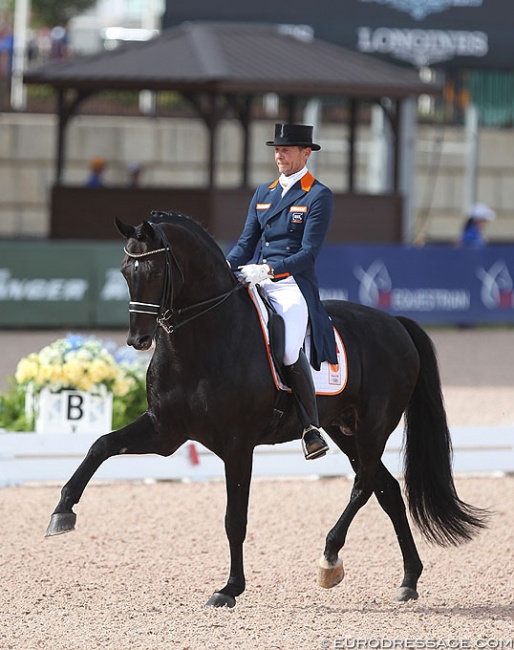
left=301, top=425, right=330, bottom=460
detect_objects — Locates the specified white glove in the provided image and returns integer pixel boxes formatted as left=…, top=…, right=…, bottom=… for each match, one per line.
left=238, top=264, right=272, bottom=287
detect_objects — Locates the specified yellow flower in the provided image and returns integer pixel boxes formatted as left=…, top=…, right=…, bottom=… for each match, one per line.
left=88, top=358, right=116, bottom=384
left=112, top=376, right=135, bottom=397
left=39, top=363, right=64, bottom=385
left=62, top=360, right=86, bottom=386
left=15, top=355, right=40, bottom=384
left=76, top=375, right=94, bottom=392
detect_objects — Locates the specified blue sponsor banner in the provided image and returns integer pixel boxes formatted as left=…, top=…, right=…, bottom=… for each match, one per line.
left=317, top=244, right=514, bottom=325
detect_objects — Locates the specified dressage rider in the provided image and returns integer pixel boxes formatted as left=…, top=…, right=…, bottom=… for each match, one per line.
left=226, top=123, right=337, bottom=460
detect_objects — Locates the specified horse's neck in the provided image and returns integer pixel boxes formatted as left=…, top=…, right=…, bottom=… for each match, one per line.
left=157, top=288, right=256, bottom=359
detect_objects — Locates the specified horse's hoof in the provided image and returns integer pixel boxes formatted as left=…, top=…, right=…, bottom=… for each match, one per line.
left=205, top=592, right=236, bottom=608
left=394, top=587, right=419, bottom=602
left=45, top=512, right=77, bottom=537
left=317, top=556, right=344, bottom=589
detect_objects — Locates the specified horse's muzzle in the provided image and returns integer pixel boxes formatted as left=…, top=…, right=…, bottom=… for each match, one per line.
left=127, top=332, right=154, bottom=351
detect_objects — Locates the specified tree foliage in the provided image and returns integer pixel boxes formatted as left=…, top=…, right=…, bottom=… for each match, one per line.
left=31, top=0, right=97, bottom=27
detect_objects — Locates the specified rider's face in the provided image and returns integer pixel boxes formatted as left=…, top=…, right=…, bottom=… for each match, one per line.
left=274, top=146, right=311, bottom=176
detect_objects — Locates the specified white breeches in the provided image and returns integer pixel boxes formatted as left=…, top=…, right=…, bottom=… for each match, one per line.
left=259, top=276, right=308, bottom=366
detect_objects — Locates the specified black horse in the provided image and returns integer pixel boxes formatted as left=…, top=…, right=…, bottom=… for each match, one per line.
left=46, top=210, right=487, bottom=607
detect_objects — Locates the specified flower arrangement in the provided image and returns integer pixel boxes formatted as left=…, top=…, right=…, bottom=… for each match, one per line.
left=16, top=335, right=135, bottom=397
left=0, top=334, right=150, bottom=432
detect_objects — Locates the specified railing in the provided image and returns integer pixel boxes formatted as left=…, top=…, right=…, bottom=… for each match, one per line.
left=1, top=426, right=513, bottom=487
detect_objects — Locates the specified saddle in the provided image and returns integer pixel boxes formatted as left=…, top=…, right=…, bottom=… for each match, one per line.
left=256, top=286, right=287, bottom=385
left=249, top=286, right=348, bottom=396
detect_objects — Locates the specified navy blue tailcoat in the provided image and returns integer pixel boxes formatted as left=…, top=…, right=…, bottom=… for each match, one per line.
left=227, top=172, right=337, bottom=370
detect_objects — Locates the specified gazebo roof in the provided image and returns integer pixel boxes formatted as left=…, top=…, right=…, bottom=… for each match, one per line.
left=24, top=21, right=436, bottom=98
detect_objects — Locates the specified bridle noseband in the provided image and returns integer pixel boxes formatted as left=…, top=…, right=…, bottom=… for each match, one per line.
left=123, top=226, right=243, bottom=335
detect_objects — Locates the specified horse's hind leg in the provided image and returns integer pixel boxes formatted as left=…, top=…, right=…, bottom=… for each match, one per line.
left=46, top=412, right=184, bottom=536
left=319, top=430, right=422, bottom=601
left=373, top=461, right=423, bottom=601
left=318, top=431, right=378, bottom=590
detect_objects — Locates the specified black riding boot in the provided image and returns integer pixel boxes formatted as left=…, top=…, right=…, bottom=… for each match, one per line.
left=285, top=349, right=329, bottom=460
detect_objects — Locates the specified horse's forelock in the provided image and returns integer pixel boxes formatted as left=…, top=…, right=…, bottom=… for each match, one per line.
left=133, top=221, right=155, bottom=243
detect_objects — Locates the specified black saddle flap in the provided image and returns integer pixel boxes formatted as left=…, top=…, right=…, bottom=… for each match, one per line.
left=256, top=286, right=287, bottom=383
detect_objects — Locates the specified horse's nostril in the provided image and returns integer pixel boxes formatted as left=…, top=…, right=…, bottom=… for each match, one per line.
left=138, top=336, right=153, bottom=351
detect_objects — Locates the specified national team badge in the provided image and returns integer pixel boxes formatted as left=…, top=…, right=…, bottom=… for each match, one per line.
left=290, top=206, right=307, bottom=224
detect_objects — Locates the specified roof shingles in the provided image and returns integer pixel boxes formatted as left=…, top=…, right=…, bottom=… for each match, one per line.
left=24, top=21, right=438, bottom=98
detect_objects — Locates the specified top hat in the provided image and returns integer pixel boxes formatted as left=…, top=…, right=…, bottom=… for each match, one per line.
left=266, top=123, right=321, bottom=151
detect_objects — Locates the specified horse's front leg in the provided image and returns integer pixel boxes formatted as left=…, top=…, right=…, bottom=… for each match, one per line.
left=46, top=412, right=184, bottom=536
left=206, top=444, right=254, bottom=608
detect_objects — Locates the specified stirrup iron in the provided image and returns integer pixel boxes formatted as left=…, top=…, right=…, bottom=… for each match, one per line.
left=302, top=425, right=329, bottom=461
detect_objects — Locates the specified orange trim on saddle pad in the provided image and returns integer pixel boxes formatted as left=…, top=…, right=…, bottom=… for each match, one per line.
left=246, top=286, right=348, bottom=395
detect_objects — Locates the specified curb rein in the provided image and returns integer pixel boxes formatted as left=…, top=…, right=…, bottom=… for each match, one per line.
left=123, top=225, right=243, bottom=335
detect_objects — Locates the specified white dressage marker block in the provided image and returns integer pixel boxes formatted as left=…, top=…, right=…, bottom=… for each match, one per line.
left=35, top=389, right=113, bottom=435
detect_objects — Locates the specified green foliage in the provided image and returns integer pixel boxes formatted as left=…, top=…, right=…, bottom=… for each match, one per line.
left=31, top=0, right=97, bottom=28
left=112, top=370, right=148, bottom=430
left=0, top=378, right=33, bottom=432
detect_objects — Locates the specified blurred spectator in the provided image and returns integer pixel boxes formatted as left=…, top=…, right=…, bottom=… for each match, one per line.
left=86, top=157, right=106, bottom=187
left=0, top=24, right=13, bottom=76
left=127, top=162, right=143, bottom=187
left=458, top=203, right=496, bottom=249
left=50, top=25, right=70, bottom=59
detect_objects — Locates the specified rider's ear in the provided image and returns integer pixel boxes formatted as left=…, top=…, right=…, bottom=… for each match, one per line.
left=115, top=217, right=136, bottom=239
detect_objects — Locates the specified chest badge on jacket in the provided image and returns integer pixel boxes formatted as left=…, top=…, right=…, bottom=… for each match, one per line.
left=290, top=205, right=307, bottom=223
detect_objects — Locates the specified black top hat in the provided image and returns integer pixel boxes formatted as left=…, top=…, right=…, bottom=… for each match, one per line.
left=266, top=123, right=321, bottom=151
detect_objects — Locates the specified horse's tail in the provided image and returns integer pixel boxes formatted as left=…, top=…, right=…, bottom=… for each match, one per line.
left=396, top=316, right=488, bottom=546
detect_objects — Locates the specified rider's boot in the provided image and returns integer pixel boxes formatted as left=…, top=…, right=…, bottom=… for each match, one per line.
left=285, top=349, right=329, bottom=460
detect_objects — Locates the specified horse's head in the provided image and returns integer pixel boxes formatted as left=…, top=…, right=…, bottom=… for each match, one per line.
left=116, top=212, right=238, bottom=350
left=116, top=216, right=180, bottom=350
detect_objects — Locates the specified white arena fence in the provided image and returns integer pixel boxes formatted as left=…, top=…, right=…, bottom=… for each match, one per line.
left=1, top=426, right=513, bottom=487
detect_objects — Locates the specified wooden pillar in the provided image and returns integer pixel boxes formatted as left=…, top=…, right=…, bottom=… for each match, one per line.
left=348, top=98, right=358, bottom=192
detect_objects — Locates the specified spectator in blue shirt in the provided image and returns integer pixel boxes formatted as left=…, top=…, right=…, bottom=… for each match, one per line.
left=458, top=203, right=496, bottom=248
left=86, top=157, right=106, bottom=187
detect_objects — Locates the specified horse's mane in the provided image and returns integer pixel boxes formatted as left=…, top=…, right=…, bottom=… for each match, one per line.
left=145, top=210, right=228, bottom=266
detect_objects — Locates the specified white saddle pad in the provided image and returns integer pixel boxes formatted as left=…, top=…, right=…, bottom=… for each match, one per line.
left=247, top=286, right=348, bottom=395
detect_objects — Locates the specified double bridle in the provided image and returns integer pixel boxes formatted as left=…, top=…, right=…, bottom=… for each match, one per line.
left=123, top=226, right=243, bottom=335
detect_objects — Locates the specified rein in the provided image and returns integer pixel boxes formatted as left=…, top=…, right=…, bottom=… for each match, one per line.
left=123, top=232, right=243, bottom=335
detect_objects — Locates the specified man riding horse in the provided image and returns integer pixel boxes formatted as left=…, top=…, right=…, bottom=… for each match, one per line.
left=226, top=123, right=337, bottom=461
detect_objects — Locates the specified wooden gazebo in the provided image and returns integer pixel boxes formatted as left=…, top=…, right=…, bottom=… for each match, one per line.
left=24, top=22, right=439, bottom=242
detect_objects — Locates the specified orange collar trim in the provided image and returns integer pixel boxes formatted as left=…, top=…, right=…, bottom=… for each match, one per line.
left=301, top=172, right=315, bottom=191
left=268, top=172, right=315, bottom=191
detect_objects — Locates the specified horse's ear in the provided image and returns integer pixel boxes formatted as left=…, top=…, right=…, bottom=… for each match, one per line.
left=115, top=217, right=136, bottom=239
left=142, top=220, right=157, bottom=240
